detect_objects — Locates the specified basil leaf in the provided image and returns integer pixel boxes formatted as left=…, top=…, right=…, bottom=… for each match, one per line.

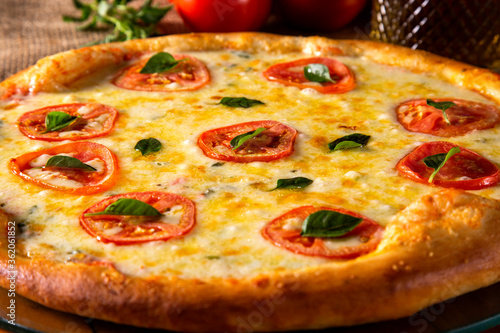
left=85, top=198, right=162, bottom=217
left=301, top=210, right=362, bottom=238
left=219, top=97, right=265, bottom=108
left=137, top=0, right=171, bottom=24
left=139, top=52, right=185, bottom=74
left=271, top=177, right=313, bottom=190
left=304, top=64, right=336, bottom=83
left=135, top=138, right=162, bottom=156
left=63, top=4, right=91, bottom=22
left=44, top=111, right=78, bottom=133
left=423, top=146, right=461, bottom=183
left=45, top=156, right=96, bottom=172
left=206, top=255, right=220, bottom=260
left=231, top=127, right=266, bottom=150
left=426, top=99, right=456, bottom=125
left=64, top=0, right=171, bottom=45
left=328, top=133, right=370, bottom=151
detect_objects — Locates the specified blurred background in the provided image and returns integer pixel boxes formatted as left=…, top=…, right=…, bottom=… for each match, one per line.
left=2, top=0, right=499, bottom=82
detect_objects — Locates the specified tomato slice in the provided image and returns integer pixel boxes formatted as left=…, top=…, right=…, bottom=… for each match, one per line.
left=262, top=206, right=383, bottom=259
left=396, top=141, right=500, bottom=190
left=17, top=103, right=119, bottom=141
left=9, top=142, right=119, bottom=195
left=197, top=120, right=297, bottom=163
left=396, top=99, right=500, bottom=137
left=262, top=57, right=355, bottom=94
left=80, top=191, right=196, bottom=245
left=112, top=53, right=210, bottom=92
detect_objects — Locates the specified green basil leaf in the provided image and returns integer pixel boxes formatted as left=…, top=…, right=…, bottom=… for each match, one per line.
left=76, top=15, right=98, bottom=31
left=97, top=0, right=111, bottom=16
left=304, top=64, right=336, bottom=83
left=219, top=97, right=265, bottom=108
left=423, top=146, right=461, bottom=183
left=333, top=141, right=362, bottom=151
left=139, top=52, right=185, bottom=74
left=137, top=0, right=171, bottom=24
left=135, top=138, right=162, bottom=156
left=65, top=0, right=171, bottom=45
left=328, top=133, right=370, bottom=151
left=73, top=0, right=87, bottom=9
left=62, top=5, right=91, bottom=22
left=426, top=99, right=456, bottom=125
left=85, top=198, right=162, bottom=217
left=45, top=156, right=96, bottom=172
left=271, top=177, right=313, bottom=190
left=44, top=111, right=78, bottom=133
left=231, top=127, right=266, bottom=150
left=206, top=255, right=220, bottom=260
left=301, top=210, right=362, bottom=238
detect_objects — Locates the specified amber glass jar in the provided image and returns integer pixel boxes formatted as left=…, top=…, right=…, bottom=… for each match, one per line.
left=371, top=0, right=500, bottom=68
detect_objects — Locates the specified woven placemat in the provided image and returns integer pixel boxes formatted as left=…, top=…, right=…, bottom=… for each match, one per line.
left=0, top=0, right=189, bottom=81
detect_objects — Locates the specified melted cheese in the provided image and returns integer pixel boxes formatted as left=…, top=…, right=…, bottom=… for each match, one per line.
left=29, top=153, right=73, bottom=167
left=24, top=154, right=104, bottom=189
left=23, top=169, right=83, bottom=188
left=2, top=50, right=500, bottom=279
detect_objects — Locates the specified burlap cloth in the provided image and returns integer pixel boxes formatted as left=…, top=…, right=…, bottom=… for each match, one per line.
left=0, top=0, right=371, bottom=82
left=0, top=0, right=194, bottom=81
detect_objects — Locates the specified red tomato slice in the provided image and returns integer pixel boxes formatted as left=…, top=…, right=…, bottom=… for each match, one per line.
left=197, top=120, right=297, bottom=163
left=80, top=191, right=196, bottom=245
left=396, top=99, right=500, bottom=137
left=263, top=57, right=355, bottom=94
left=262, top=206, right=383, bottom=259
left=113, top=53, right=210, bottom=92
left=9, top=142, right=119, bottom=195
left=396, top=141, right=500, bottom=190
left=17, top=103, right=119, bottom=141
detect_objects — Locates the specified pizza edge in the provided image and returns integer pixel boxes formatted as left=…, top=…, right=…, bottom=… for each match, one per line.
left=1, top=33, right=500, bottom=332
left=2, top=32, right=500, bottom=104
left=1, top=189, right=500, bottom=331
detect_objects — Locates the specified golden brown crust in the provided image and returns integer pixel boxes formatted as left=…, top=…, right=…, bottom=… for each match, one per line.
left=3, top=33, right=500, bottom=103
left=1, top=190, right=500, bottom=332
left=2, top=33, right=500, bottom=332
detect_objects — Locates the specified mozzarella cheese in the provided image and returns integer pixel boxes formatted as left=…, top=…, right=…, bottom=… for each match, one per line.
left=2, top=50, right=500, bottom=279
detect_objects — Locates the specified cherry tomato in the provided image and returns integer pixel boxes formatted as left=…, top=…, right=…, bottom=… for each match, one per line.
left=171, top=0, right=271, bottom=32
left=396, top=99, right=500, bottom=137
left=263, top=57, right=356, bottom=94
left=197, top=120, right=297, bottom=163
left=17, top=103, right=119, bottom=141
left=113, top=53, right=210, bottom=92
left=80, top=191, right=196, bottom=245
left=262, top=206, right=383, bottom=259
left=275, top=0, right=368, bottom=31
left=396, top=141, right=500, bottom=190
left=9, top=142, right=119, bottom=195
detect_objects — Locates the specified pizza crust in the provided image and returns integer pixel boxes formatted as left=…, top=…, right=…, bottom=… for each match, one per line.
left=3, top=33, right=500, bottom=104
left=2, top=33, right=500, bottom=332
left=1, top=189, right=500, bottom=332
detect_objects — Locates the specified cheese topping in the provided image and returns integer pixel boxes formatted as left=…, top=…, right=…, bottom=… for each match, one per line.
left=2, top=50, right=500, bottom=279
left=29, top=153, right=73, bottom=168
left=23, top=169, right=83, bottom=188
left=23, top=154, right=105, bottom=189
left=84, top=158, right=105, bottom=173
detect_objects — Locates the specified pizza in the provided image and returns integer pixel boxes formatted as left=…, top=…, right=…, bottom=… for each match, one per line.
left=1, top=33, right=500, bottom=332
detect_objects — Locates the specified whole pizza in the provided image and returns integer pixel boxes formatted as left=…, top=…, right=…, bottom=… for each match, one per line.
left=1, top=33, right=500, bottom=332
